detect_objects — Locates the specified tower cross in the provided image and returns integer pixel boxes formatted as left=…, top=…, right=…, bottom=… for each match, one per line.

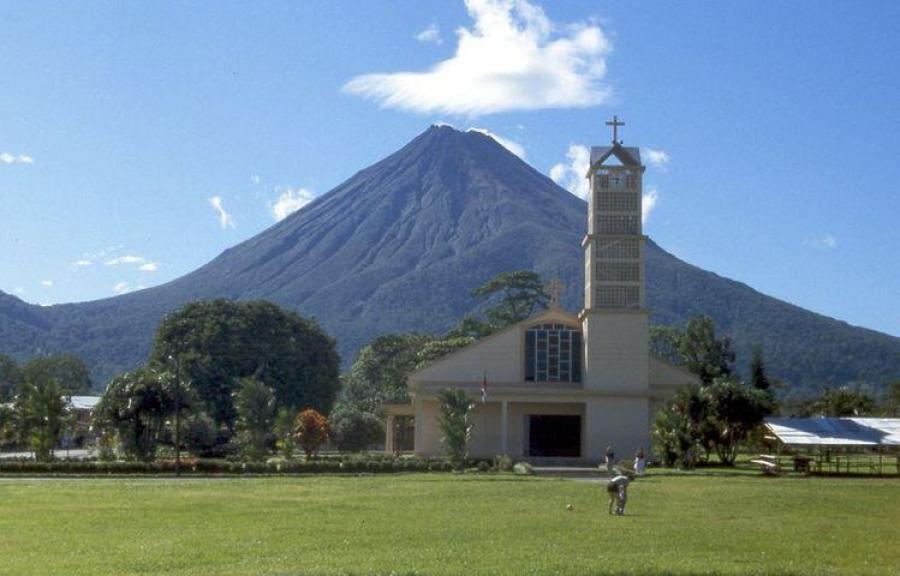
left=605, top=115, right=625, bottom=144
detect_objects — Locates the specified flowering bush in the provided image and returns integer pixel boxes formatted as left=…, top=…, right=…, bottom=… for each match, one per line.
left=294, top=408, right=329, bottom=459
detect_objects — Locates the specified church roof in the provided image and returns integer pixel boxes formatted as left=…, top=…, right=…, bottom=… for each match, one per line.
left=407, top=306, right=580, bottom=383
left=589, top=144, right=642, bottom=169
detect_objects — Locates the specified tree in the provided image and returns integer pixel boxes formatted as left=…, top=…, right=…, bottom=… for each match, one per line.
left=181, top=412, right=219, bottom=456
left=233, top=377, right=276, bottom=461
left=0, top=403, right=16, bottom=448
left=93, top=368, right=175, bottom=461
left=437, top=388, right=474, bottom=471
left=884, top=380, right=900, bottom=417
left=273, top=408, right=296, bottom=458
left=415, top=337, right=475, bottom=369
left=704, top=378, right=771, bottom=465
left=750, top=346, right=771, bottom=391
left=471, top=270, right=549, bottom=331
left=0, top=354, right=23, bottom=402
left=150, top=299, right=341, bottom=430
left=294, top=408, right=329, bottom=459
left=22, top=354, right=93, bottom=396
left=813, top=387, right=876, bottom=417
left=649, top=325, right=684, bottom=365
left=347, top=333, right=433, bottom=410
left=14, top=378, right=69, bottom=461
left=651, top=384, right=709, bottom=469
left=679, top=316, right=735, bottom=385
left=443, top=315, right=493, bottom=339
left=330, top=404, right=384, bottom=452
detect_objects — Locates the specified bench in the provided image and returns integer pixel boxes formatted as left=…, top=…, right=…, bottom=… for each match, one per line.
left=750, top=455, right=780, bottom=475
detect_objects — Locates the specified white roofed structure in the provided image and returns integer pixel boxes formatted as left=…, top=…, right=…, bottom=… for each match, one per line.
left=765, top=417, right=900, bottom=448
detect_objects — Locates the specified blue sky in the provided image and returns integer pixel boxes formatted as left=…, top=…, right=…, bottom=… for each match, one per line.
left=1, top=1, right=898, bottom=336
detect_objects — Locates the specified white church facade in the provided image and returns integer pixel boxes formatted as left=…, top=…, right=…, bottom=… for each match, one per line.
left=386, top=119, right=697, bottom=461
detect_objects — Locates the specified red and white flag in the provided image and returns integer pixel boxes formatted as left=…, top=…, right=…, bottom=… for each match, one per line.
left=480, top=371, right=487, bottom=403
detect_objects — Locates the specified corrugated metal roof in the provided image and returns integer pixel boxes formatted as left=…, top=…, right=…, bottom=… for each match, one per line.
left=765, top=417, right=900, bottom=447
left=69, top=395, right=101, bottom=411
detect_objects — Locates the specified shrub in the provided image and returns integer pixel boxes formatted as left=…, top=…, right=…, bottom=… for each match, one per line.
left=330, top=406, right=383, bottom=452
left=493, top=454, right=513, bottom=472
left=294, top=408, right=329, bottom=459
left=182, top=412, right=219, bottom=457
left=513, top=462, right=535, bottom=476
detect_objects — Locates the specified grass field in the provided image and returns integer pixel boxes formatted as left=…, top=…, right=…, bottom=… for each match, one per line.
left=1, top=472, right=897, bottom=575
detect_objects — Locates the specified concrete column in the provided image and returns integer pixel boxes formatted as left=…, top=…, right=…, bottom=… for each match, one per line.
left=385, top=414, right=395, bottom=453
left=501, top=400, right=509, bottom=455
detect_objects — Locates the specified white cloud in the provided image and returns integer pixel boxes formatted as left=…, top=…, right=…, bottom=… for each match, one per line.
left=549, top=144, right=591, bottom=200
left=415, top=23, right=444, bottom=46
left=139, top=262, right=159, bottom=273
left=73, top=259, right=93, bottom=267
left=805, top=234, right=837, bottom=249
left=112, top=282, right=131, bottom=295
left=105, top=255, right=145, bottom=266
left=13, top=287, right=26, bottom=295
left=642, top=187, right=659, bottom=224
left=208, top=196, right=235, bottom=229
left=344, top=0, right=612, bottom=116
left=642, top=148, right=670, bottom=169
left=41, top=280, right=53, bottom=288
left=467, top=128, right=526, bottom=158
left=270, top=188, right=316, bottom=222
left=1, top=152, right=34, bottom=165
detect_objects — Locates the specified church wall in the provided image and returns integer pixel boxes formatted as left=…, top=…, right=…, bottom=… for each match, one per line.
left=582, top=311, right=649, bottom=392
left=583, top=397, right=650, bottom=461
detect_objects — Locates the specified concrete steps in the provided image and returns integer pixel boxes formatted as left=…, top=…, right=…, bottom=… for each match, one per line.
left=532, top=466, right=605, bottom=479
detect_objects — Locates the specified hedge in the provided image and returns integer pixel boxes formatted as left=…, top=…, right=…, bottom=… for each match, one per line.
left=0, top=457, right=459, bottom=476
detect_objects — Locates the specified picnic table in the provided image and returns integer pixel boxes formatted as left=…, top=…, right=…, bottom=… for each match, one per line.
left=750, top=454, right=780, bottom=475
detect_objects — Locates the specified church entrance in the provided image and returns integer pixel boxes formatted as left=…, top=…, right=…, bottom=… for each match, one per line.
left=527, top=415, right=581, bottom=458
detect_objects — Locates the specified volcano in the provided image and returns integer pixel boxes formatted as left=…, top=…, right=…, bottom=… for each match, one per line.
left=1, top=126, right=897, bottom=394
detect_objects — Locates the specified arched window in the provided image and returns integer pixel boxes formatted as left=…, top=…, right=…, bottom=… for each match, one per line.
left=524, top=323, right=582, bottom=383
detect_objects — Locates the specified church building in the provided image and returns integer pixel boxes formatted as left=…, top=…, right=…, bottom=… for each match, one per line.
left=386, top=118, right=697, bottom=462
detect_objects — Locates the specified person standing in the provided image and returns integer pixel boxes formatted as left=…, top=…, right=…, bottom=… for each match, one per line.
left=605, top=445, right=615, bottom=474
left=634, top=446, right=646, bottom=475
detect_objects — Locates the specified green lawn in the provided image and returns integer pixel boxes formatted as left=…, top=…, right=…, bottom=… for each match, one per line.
left=0, top=472, right=897, bottom=575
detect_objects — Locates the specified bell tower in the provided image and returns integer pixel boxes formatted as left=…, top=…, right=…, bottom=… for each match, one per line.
left=580, top=116, right=649, bottom=392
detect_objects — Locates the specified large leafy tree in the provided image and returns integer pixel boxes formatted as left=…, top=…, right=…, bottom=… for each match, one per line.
left=0, top=354, right=23, bottom=402
left=22, top=354, right=93, bottom=396
left=678, top=315, right=735, bottom=385
left=437, top=388, right=474, bottom=470
left=150, top=299, right=340, bottom=430
left=14, top=378, right=69, bottom=461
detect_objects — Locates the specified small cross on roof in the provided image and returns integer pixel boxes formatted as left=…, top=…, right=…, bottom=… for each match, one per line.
left=605, top=115, right=625, bottom=144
